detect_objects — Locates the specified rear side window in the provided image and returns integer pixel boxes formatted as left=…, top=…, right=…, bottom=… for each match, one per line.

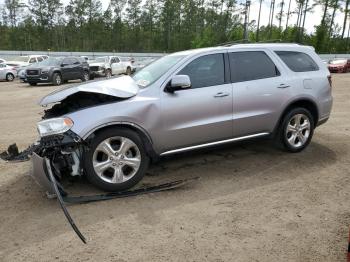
left=275, top=51, right=319, bottom=72
left=178, top=54, right=225, bottom=89
left=229, top=51, right=280, bottom=83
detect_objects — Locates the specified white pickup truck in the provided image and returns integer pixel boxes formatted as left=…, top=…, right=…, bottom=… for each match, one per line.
left=89, top=56, right=134, bottom=78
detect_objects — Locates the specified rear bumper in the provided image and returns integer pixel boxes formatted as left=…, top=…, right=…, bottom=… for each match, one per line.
left=328, top=68, right=344, bottom=73
left=30, top=152, right=55, bottom=194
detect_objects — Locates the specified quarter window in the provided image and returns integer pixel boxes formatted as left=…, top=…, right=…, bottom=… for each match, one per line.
left=178, top=54, right=225, bottom=89
left=229, top=51, right=280, bottom=83
left=275, top=51, right=319, bottom=72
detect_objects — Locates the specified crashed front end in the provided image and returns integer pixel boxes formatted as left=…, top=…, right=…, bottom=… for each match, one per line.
left=30, top=76, right=139, bottom=195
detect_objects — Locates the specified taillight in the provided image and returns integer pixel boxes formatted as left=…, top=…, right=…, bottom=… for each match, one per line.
left=327, top=75, right=332, bottom=88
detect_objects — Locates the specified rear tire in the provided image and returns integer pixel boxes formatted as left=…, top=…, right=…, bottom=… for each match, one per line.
left=126, top=67, right=132, bottom=75
left=52, top=73, right=62, bottom=86
left=6, top=73, right=14, bottom=82
left=83, top=128, right=150, bottom=192
left=276, top=107, right=314, bottom=153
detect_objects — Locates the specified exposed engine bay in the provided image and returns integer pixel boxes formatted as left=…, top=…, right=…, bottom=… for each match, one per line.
left=42, top=92, right=122, bottom=119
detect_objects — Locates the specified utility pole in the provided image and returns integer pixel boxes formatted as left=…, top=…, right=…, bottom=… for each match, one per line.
left=256, top=0, right=263, bottom=41
left=243, top=0, right=251, bottom=42
left=279, top=0, right=285, bottom=29
left=269, top=0, right=276, bottom=39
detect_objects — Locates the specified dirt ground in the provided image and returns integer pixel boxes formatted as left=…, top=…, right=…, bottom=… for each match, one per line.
left=0, top=75, right=349, bottom=262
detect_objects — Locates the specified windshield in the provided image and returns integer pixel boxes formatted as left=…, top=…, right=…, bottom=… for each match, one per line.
left=10, top=56, right=29, bottom=62
left=329, top=59, right=347, bottom=64
left=37, top=57, right=62, bottom=66
left=95, top=57, right=108, bottom=63
left=133, top=55, right=185, bottom=87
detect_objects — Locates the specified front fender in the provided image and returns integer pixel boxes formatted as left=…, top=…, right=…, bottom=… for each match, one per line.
left=65, top=96, right=160, bottom=145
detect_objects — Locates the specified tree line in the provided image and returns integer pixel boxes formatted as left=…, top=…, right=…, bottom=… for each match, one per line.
left=0, top=0, right=349, bottom=54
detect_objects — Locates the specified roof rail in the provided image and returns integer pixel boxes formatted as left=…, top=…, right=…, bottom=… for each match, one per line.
left=215, top=39, right=300, bottom=47
left=215, top=39, right=251, bottom=47
left=257, top=39, right=283, bottom=43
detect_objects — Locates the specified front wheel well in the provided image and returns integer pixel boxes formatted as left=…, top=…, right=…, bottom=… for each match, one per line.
left=275, top=99, right=319, bottom=132
left=86, top=124, right=157, bottom=160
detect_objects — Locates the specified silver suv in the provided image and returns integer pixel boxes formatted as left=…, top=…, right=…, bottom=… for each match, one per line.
left=32, top=44, right=333, bottom=192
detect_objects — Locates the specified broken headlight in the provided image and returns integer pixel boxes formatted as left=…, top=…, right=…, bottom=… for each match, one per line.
left=37, top=117, right=74, bottom=137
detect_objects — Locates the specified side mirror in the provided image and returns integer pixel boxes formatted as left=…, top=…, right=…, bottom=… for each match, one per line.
left=165, top=75, right=191, bottom=93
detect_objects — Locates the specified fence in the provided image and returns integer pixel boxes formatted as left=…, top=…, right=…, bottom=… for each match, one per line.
left=0, top=50, right=349, bottom=61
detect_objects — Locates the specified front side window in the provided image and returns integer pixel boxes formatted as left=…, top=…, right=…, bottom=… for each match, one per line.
left=275, top=51, right=319, bottom=72
left=229, top=51, right=280, bottom=83
left=29, top=58, right=37, bottom=63
left=178, top=54, right=225, bottom=89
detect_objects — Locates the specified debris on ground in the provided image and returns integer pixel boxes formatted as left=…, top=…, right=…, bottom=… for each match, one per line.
left=0, top=143, right=38, bottom=162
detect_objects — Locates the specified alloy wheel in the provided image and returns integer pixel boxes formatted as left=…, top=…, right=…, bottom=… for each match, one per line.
left=56, top=75, right=61, bottom=85
left=7, top=74, right=14, bottom=81
left=92, top=136, right=141, bottom=184
left=84, top=72, right=89, bottom=81
left=285, top=113, right=311, bottom=148
left=106, top=70, right=112, bottom=78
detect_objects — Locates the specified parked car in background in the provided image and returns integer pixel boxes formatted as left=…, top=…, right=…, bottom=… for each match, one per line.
left=89, top=56, right=133, bottom=78
left=0, top=58, right=6, bottom=64
left=328, top=58, right=350, bottom=73
left=26, top=57, right=90, bottom=86
left=32, top=43, right=333, bottom=192
left=0, top=63, right=17, bottom=81
left=6, top=55, right=47, bottom=72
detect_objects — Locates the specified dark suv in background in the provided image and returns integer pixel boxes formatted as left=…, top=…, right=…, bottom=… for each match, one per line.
left=26, top=57, right=90, bottom=86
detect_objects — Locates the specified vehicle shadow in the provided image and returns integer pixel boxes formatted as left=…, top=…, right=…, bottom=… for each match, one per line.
left=0, top=138, right=339, bottom=253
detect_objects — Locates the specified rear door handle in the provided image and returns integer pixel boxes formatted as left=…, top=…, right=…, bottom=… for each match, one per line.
left=214, top=92, right=230, bottom=98
left=277, top=84, right=290, bottom=89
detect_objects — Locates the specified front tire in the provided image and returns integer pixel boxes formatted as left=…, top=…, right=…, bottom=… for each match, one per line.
left=126, top=67, right=132, bottom=75
left=83, top=128, right=150, bottom=192
left=277, top=108, right=314, bottom=153
left=6, top=73, right=14, bottom=81
left=105, top=69, right=112, bottom=78
left=81, top=71, right=89, bottom=82
left=29, top=82, right=37, bottom=86
left=52, top=73, right=62, bottom=86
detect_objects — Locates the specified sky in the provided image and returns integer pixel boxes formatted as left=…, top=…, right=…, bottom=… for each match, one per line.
left=0, top=0, right=347, bottom=35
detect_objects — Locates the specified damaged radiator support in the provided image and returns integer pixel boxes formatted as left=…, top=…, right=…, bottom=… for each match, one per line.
left=45, top=158, right=199, bottom=244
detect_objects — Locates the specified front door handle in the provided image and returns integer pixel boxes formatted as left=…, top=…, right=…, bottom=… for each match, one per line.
left=277, top=84, right=290, bottom=89
left=214, top=92, right=230, bottom=98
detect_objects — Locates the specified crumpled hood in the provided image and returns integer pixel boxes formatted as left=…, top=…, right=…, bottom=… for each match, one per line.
left=39, top=76, right=139, bottom=106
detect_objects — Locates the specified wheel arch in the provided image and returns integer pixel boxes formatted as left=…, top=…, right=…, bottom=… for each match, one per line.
left=84, top=122, right=157, bottom=160
left=274, top=98, right=319, bottom=134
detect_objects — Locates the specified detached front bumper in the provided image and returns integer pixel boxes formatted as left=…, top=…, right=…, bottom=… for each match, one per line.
left=30, top=152, right=55, bottom=194
left=30, top=131, right=83, bottom=195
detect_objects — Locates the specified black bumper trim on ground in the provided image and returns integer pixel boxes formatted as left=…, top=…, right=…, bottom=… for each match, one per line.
left=44, top=157, right=199, bottom=244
